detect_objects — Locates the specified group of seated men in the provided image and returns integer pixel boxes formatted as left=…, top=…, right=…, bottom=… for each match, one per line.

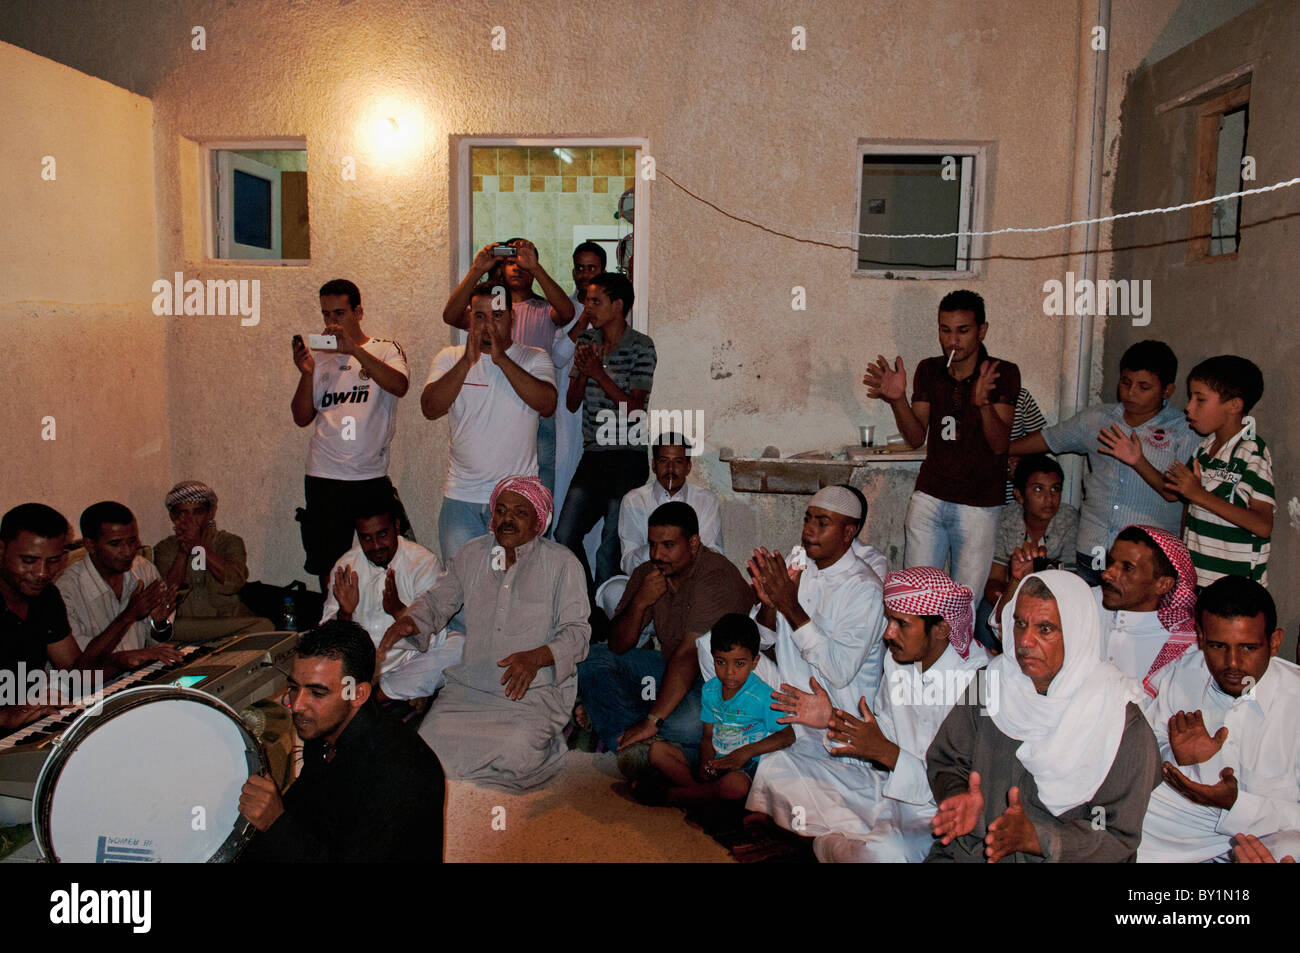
left=0, top=267, right=1293, bottom=862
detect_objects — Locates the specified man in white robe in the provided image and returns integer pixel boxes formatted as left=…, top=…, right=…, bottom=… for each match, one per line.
left=772, top=566, right=988, bottom=863
left=385, top=476, right=589, bottom=790
left=694, top=486, right=887, bottom=838
left=1138, top=575, right=1300, bottom=862
left=320, top=498, right=462, bottom=701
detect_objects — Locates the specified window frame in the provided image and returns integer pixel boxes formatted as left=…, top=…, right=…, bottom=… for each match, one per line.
left=197, top=137, right=311, bottom=266
left=454, top=137, right=651, bottom=334
left=1186, top=82, right=1250, bottom=264
left=852, top=140, right=992, bottom=280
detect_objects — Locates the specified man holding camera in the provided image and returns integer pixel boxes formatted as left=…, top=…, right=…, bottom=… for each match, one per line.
left=292, top=278, right=411, bottom=593
left=423, top=283, right=557, bottom=618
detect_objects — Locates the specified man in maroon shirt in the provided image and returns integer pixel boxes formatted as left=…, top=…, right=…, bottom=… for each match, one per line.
left=863, top=290, right=1019, bottom=594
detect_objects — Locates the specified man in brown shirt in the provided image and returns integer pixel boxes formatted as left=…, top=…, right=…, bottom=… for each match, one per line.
left=577, top=501, right=752, bottom=765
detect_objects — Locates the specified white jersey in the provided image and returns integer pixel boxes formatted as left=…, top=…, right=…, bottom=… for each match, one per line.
left=306, top=338, right=409, bottom=481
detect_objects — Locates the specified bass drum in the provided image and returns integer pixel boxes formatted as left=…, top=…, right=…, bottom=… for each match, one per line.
left=32, top=686, right=263, bottom=863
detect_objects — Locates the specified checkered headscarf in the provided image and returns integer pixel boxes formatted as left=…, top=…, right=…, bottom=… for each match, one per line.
left=1127, top=525, right=1198, bottom=697
left=165, top=481, right=216, bottom=510
left=883, top=566, right=974, bottom=659
left=489, top=475, right=554, bottom=534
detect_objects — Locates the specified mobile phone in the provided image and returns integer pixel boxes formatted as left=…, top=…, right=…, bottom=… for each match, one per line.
left=292, top=334, right=304, bottom=348
left=491, top=245, right=519, bottom=257
left=308, top=333, right=338, bottom=350
left=1032, top=556, right=1056, bottom=573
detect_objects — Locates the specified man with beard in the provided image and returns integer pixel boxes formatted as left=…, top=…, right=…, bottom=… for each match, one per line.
left=1138, top=577, right=1300, bottom=862
left=320, top=493, right=461, bottom=703
left=773, top=567, right=989, bottom=863
left=999, top=524, right=1197, bottom=694
left=386, top=476, right=589, bottom=790
left=580, top=501, right=751, bottom=768
left=676, top=486, right=887, bottom=838
left=238, top=620, right=445, bottom=862
left=926, top=571, right=1161, bottom=862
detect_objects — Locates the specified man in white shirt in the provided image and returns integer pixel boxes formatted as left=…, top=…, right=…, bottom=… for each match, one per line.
left=772, top=566, right=988, bottom=863
left=1139, top=576, right=1300, bottom=862
left=1000, top=524, right=1197, bottom=694
left=319, top=494, right=462, bottom=702
left=292, top=279, right=411, bottom=592
left=689, top=486, right=888, bottom=839
left=617, top=434, right=723, bottom=575
left=423, top=283, right=557, bottom=631
left=56, top=502, right=184, bottom=673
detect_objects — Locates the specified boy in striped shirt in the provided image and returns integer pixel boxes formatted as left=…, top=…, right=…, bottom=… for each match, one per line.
left=1162, top=356, right=1273, bottom=587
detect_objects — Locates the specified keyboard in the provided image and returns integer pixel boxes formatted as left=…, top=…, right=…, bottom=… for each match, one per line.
left=0, top=631, right=300, bottom=799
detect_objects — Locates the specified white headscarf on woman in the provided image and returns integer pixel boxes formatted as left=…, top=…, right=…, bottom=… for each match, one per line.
left=989, top=570, right=1144, bottom=816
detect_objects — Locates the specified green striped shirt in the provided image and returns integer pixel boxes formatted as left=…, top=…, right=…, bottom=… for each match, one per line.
left=1184, top=427, right=1273, bottom=587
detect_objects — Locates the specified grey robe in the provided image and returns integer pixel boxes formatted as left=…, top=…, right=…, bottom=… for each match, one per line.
left=925, top=691, right=1161, bottom=862
left=409, top=534, right=590, bottom=790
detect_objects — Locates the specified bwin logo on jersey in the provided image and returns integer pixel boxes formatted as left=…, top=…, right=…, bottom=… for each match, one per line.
left=321, top=385, right=371, bottom=408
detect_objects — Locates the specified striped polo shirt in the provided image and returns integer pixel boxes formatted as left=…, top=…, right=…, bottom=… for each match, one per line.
left=1184, top=426, right=1274, bottom=587
left=571, top=326, right=656, bottom=450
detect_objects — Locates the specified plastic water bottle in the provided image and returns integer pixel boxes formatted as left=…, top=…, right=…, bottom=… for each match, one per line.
left=281, top=596, right=298, bottom=632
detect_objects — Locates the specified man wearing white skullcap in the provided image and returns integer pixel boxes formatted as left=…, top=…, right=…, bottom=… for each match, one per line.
left=775, top=566, right=989, bottom=863
left=926, top=570, right=1161, bottom=862
left=683, top=485, right=888, bottom=839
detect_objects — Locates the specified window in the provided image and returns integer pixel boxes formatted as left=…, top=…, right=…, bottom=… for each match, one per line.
left=1188, top=80, right=1249, bottom=261
left=456, top=138, right=649, bottom=331
left=203, top=141, right=310, bottom=261
left=853, top=142, right=990, bottom=278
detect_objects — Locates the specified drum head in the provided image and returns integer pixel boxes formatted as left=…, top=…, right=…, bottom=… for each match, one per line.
left=35, top=688, right=259, bottom=863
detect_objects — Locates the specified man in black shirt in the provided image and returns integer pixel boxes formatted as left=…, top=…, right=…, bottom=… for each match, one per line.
left=0, top=503, right=91, bottom=732
left=239, top=620, right=445, bottom=862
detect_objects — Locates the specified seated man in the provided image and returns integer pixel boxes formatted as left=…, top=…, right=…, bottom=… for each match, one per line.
left=0, top=504, right=99, bottom=732
left=998, top=523, right=1198, bottom=693
left=581, top=501, right=752, bottom=769
left=976, top=454, right=1078, bottom=650
left=689, top=486, right=888, bottom=839
left=387, top=476, right=589, bottom=790
left=320, top=493, right=463, bottom=702
left=1138, top=576, right=1300, bottom=862
left=773, top=567, right=988, bottom=864
left=238, top=620, right=445, bottom=862
left=56, top=501, right=184, bottom=672
left=617, top=432, right=723, bottom=575
left=927, top=571, right=1161, bottom=862
left=152, top=481, right=272, bottom=641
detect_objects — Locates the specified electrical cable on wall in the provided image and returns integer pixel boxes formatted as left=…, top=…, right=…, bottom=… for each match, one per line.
left=658, top=170, right=1300, bottom=247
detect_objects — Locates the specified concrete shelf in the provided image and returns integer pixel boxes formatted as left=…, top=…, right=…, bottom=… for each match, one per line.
left=726, top=450, right=926, bottom=494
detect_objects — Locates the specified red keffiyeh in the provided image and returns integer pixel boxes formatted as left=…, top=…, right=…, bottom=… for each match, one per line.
left=489, top=475, right=554, bottom=534
left=882, top=566, right=974, bottom=659
left=1129, top=525, right=1198, bottom=697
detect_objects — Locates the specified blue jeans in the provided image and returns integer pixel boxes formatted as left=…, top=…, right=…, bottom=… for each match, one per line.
left=555, top=449, right=648, bottom=594
left=578, top=644, right=703, bottom=755
left=537, top=415, right=557, bottom=502
left=437, top=497, right=491, bottom=634
left=903, top=491, right=1001, bottom=596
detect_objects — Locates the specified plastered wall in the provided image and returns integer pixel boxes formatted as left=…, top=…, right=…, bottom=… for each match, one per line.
left=0, top=40, right=169, bottom=544
left=1, top=0, right=1209, bottom=589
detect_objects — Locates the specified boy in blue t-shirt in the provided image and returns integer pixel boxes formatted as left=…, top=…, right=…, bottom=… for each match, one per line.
left=637, top=613, right=794, bottom=805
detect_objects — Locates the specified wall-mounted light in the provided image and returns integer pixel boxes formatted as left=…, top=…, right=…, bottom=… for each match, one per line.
left=360, top=99, right=422, bottom=166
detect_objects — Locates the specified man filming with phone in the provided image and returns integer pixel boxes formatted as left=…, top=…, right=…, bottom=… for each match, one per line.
left=292, top=278, right=411, bottom=593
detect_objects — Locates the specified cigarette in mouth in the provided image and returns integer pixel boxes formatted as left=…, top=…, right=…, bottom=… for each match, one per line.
left=946, top=349, right=956, bottom=368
